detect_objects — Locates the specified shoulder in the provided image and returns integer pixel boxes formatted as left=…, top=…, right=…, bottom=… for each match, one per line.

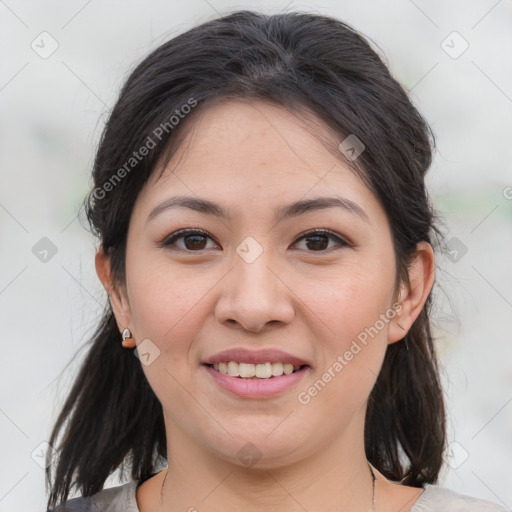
left=49, top=480, right=140, bottom=512
left=412, top=484, right=510, bottom=512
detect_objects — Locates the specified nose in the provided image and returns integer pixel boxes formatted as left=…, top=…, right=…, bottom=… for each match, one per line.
left=214, top=250, right=295, bottom=333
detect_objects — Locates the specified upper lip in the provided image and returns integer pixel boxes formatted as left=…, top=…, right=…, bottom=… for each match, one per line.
left=203, top=348, right=311, bottom=367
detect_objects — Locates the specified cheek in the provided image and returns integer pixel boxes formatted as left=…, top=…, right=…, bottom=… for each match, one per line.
left=308, top=262, right=395, bottom=340
left=125, top=258, right=218, bottom=411
left=299, top=261, right=395, bottom=405
left=299, top=277, right=392, bottom=416
left=126, top=255, right=218, bottom=361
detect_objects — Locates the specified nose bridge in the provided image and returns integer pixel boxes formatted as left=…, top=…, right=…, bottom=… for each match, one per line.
left=232, top=238, right=280, bottom=302
left=215, top=236, right=294, bottom=331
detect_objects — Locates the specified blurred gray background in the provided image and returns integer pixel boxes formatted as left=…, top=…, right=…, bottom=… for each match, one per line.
left=1, top=1, right=511, bottom=511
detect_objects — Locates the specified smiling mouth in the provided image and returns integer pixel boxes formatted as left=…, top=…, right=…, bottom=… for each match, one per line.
left=205, top=362, right=307, bottom=379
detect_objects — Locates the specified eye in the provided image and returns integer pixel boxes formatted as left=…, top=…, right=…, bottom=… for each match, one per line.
left=159, top=228, right=351, bottom=253
left=160, top=228, right=219, bottom=251
left=292, top=229, right=350, bottom=252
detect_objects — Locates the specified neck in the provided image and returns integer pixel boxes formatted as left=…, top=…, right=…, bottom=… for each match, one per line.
left=157, top=419, right=376, bottom=512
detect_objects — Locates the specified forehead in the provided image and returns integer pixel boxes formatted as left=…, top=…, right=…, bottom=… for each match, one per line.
left=138, top=99, right=383, bottom=224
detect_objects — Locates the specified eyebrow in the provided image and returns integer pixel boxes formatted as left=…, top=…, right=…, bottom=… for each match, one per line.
left=146, top=195, right=369, bottom=224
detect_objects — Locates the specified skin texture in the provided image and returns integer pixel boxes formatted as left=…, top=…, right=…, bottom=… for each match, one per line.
left=96, top=100, right=434, bottom=512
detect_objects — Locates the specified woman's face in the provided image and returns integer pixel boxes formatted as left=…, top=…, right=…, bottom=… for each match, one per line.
left=108, top=100, right=407, bottom=468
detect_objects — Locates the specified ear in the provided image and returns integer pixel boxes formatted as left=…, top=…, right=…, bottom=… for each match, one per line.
left=387, top=241, right=435, bottom=344
left=95, top=245, right=136, bottom=348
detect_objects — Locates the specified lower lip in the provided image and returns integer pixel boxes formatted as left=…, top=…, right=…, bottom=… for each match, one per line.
left=203, top=364, right=310, bottom=398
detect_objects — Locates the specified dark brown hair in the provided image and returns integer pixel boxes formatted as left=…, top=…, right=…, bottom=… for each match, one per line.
left=46, top=10, right=446, bottom=509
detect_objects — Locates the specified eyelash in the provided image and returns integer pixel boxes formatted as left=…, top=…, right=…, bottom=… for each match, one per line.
left=159, top=228, right=351, bottom=253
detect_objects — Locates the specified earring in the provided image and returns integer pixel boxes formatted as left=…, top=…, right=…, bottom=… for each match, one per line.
left=121, top=328, right=135, bottom=348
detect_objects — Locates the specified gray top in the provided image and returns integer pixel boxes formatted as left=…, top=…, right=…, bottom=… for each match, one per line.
left=52, top=479, right=510, bottom=511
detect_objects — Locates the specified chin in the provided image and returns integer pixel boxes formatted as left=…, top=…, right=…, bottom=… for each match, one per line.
left=205, top=431, right=311, bottom=470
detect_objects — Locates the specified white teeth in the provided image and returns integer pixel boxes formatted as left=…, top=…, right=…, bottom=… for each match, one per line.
left=255, top=362, right=272, bottom=378
left=227, top=361, right=238, bottom=376
left=271, top=362, right=283, bottom=376
left=283, top=363, right=294, bottom=375
left=211, top=361, right=301, bottom=378
left=239, top=362, right=256, bottom=378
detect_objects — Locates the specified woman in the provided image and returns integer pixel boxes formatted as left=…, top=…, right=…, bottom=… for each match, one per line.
left=45, top=10, right=508, bottom=512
